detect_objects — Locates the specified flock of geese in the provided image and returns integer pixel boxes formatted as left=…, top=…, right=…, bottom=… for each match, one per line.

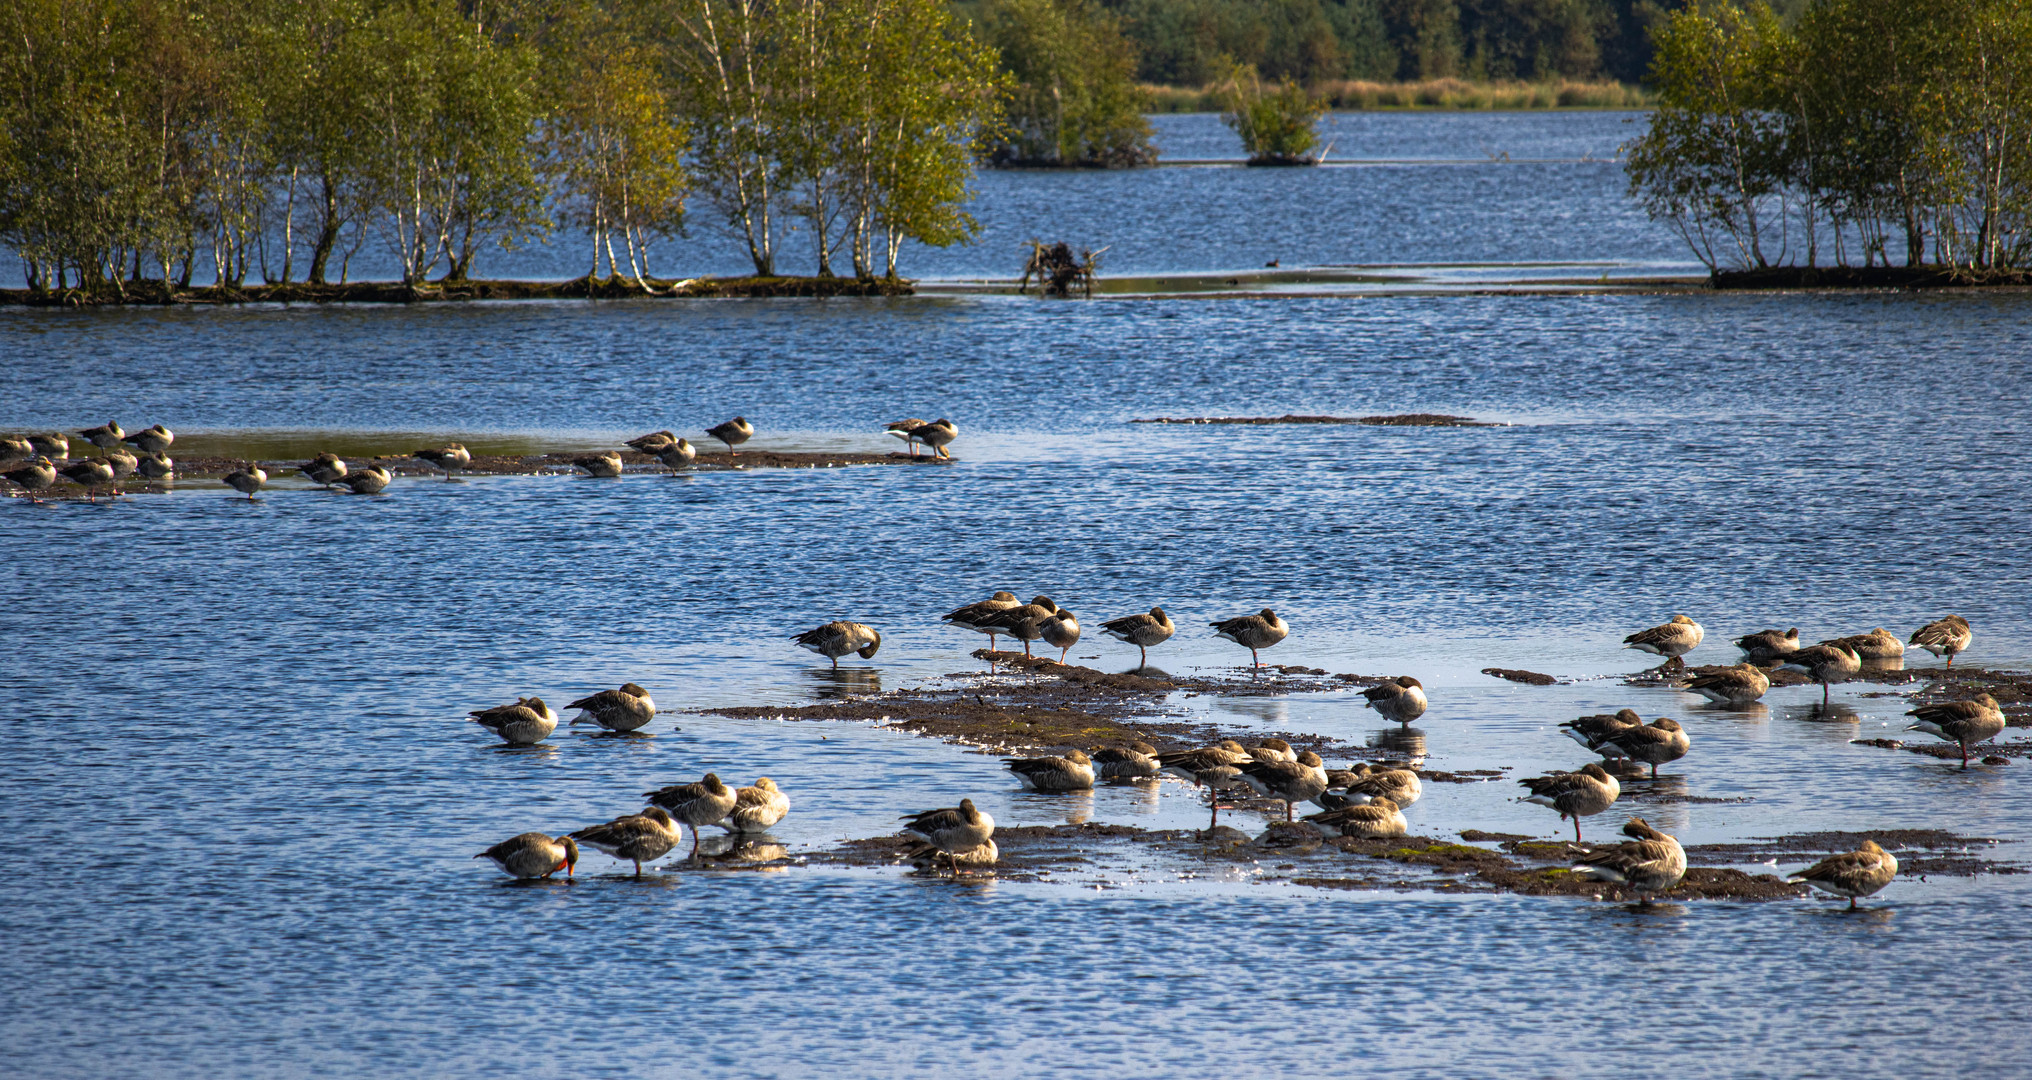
left=474, top=605, right=1994, bottom=910
left=0, top=416, right=960, bottom=501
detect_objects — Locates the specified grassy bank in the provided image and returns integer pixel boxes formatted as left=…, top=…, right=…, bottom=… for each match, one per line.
left=0, top=274, right=914, bottom=307
left=1144, top=78, right=1652, bottom=113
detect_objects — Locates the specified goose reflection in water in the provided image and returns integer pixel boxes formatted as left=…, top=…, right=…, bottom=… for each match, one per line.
left=810, top=665, right=882, bottom=699
left=1369, top=726, right=1426, bottom=759
left=1861, top=655, right=1906, bottom=673
left=1691, top=698, right=1770, bottom=719
left=1125, top=665, right=1172, bottom=680
left=1616, top=774, right=1689, bottom=804
left=1789, top=701, right=1861, bottom=725
left=490, top=742, right=562, bottom=762
left=703, top=840, right=788, bottom=865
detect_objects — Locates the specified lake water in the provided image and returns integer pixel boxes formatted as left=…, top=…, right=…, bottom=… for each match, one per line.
left=5, top=112, right=2032, bottom=1078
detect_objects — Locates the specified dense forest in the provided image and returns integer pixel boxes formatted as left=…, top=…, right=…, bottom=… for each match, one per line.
left=1626, top=0, right=2032, bottom=272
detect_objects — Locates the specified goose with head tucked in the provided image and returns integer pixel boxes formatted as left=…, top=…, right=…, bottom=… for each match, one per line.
left=468, top=696, right=560, bottom=746
left=906, top=419, right=957, bottom=460
left=1518, top=763, right=1621, bottom=842
left=1099, top=606, right=1174, bottom=667
left=625, top=430, right=676, bottom=453
left=1091, top=741, right=1161, bottom=779
left=77, top=421, right=124, bottom=453
left=1209, top=609, right=1288, bottom=670
left=1363, top=677, right=1428, bottom=725
left=1038, top=610, right=1081, bottom=663
left=1305, top=797, right=1407, bottom=839
left=793, top=621, right=882, bottom=670
left=0, top=435, right=32, bottom=461
left=122, top=424, right=174, bottom=454
left=27, top=433, right=69, bottom=460
left=1780, top=643, right=1862, bottom=705
left=1570, top=817, right=1685, bottom=904
left=901, top=799, right=995, bottom=874
left=1908, top=616, right=1972, bottom=669
left=1236, top=751, right=1329, bottom=821
left=1684, top=664, right=1770, bottom=707
left=102, top=447, right=137, bottom=481
left=718, top=778, right=790, bottom=834
left=1789, top=840, right=1899, bottom=909
left=300, top=452, right=348, bottom=489
left=60, top=457, right=118, bottom=500
left=1734, top=627, right=1799, bottom=663
left=906, top=837, right=997, bottom=870
left=338, top=465, right=392, bottom=494
left=1561, top=709, right=1642, bottom=750
left=2, top=456, right=57, bottom=502
left=706, top=416, right=753, bottom=455
left=570, top=807, right=682, bottom=877
left=1591, top=718, right=1689, bottom=779
left=566, top=683, right=657, bottom=732
left=1623, top=615, right=1703, bottom=668
left=942, top=591, right=1021, bottom=652
left=476, top=833, right=578, bottom=880
left=573, top=451, right=623, bottom=478
left=1004, top=749, right=1095, bottom=791
left=652, top=438, right=696, bottom=472
left=980, top=597, right=1059, bottom=658
left=1905, top=694, right=2006, bottom=768
left=133, top=450, right=174, bottom=482
left=885, top=419, right=928, bottom=456
left=1823, top=627, right=1904, bottom=662
left=1318, top=763, right=1422, bottom=810
left=413, top=443, right=470, bottom=480
left=645, top=774, right=741, bottom=859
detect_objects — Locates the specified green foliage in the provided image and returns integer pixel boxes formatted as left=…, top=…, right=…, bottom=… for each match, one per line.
left=981, top=0, right=1155, bottom=167
left=1220, top=63, right=1327, bottom=162
left=1627, top=0, right=2032, bottom=272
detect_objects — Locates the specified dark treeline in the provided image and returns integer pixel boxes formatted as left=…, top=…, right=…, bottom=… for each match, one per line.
left=1080, top=0, right=1732, bottom=87
left=0, top=0, right=1003, bottom=297
left=1626, top=0, right=2032, bottom=272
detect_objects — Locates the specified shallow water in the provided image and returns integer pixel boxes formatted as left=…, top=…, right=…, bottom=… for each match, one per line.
left=6, top=113, right=2032, bottom=1077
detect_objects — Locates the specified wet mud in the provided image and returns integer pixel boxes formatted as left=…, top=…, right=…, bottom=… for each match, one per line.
left=1482, top=667, right=1559, bottom=685
left=1683, top=830, right=2024, bottom=878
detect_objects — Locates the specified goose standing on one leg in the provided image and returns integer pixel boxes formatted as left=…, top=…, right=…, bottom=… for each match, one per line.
left=221, top=462, right=265, bottom=502
left=652, top=439, right=696, bottom=472
left=981, top=597, right=1058, bottom=659
left=1209, top=609, right=1289, bottom=671
left=1905, top=695, right=2006, bottom=768
left=1039, top=610, right=1081, bottom=663
left=3, top=456, right=57, bottom=502
left=901, top=799, right=995, bottom=874
left=793, top=621, right=882, bottom=670
left=413, top=443, right=471, bottom=481
left=1099, top=607, right=1174, bottom=667
left=942, top=591, right=1021, bottom=653
left=1780, top=643, right=1861, bottom=705
left=1518, top=763, right=1621, bottom=842
left=645, top=775, right=741, bottom=860
left=570, top=807, right=682, bottom=877
left=1789, top=841, right=1899, bottom=909
left=707, top=417, right=753, bottom=456
left=300, top=453, right=349, bottom=489
left=77, top=421, right=124, bottom=454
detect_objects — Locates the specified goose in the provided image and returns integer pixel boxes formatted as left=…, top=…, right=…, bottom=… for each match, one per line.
left=645, top=774, right=741, bottom=859
left=2, top=456, right=57, bottom=501
left=1304, top=797, right=1407, bottom=838
left=102, top=447, right=137, bottom=480
left=980, top=597, right=1059, bottom=658
left=468, top=696, right=560, bottom=746
left=1905, top=695, right=2007, bottom=767
left=706, top=416, right=753, bottom=455
left=1623, top=615, right=1703, bottom=668
left=1039, top=610, right=1081, bottom=662
left=77, top=421, right=124, bottom=453
left=573, top=451, right=623, bottom=477
left=719, top=778, right=790, bottom=833
left=1779, top=643, right=1861, bottom=704
left=901, top=799, right=995, bottom=874
left=1099, top=607, right=1174, bottom=666
left=885, top=419, right=929, bottom=456
left=907, top=837, right=997, bottom=869
left=1235, top=752, right=1329, bottom=821
left=1591, top=718, right=1689, bottom=779
left=60, top=457, right=118, bottom=500
left=1561, top=709, right=1643, bottom=749
left=1684, top=664, right=1770, bottom=706
left=1788, top=840, right=1899, bottom=909
left=942, top=591, right=1021, bottom=651
left=1823, top=627, right=1904, bottom=662
left=1909, top=616, right=1972, bottom=669
left=793, top=621, right=882, bottom=670
left=133, top=451, right=174, bottom=481
left=907, top=419, right=957, bottom=459
left=221, top=462, right=266, bottom=501
left=652, top=438, right=696, bottom=472
left=1734, top=627, right=1800, bottom=662
left=122, top=424, right=174, bottom=454
left=0, top=435, right=31, bottom=460
left=1157, top=743, right=1252, bottom=827
left=300, top=452, right=348, bottom=489
left=1248, top=738, right=1296, bottom=763
left=338, top=465, right=392, bottom=494
left=566, top=683, right=657, bottom=732
left=1363, top=677, right=1427, bottom=725
left=1518, top=763, right=1621, bottom=842
left=27, top=433, right=68, bottom=460
left=1569, top=817, right=1685, bottom=903
left=1004, top=749, right=1096, bottom=791
left=413, top=443, right=470, bottom=480
left=475, top=833, right=578, bottom=880
left=570, top=807, right=682, bottom=876
left=1209, top=609, right=1288, bottom=670
left=625, top=430, right=677, bottom=453
left=1318, top=764, right=1422, bottom=809
left=1091, top=742, right=1162, bottom=778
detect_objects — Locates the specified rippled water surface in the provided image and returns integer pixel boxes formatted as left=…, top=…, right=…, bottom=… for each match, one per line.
left=6, top=113, right=2032, bottom=1078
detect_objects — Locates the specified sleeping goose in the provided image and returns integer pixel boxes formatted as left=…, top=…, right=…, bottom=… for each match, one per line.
left=901, top=799, right=995, bottom=874
left=1734, top=627, right=1799, bottom=663
left=1788, top=840, right=1899, bottom=909
left=1304, top=797, right=1407, bottom=838
left=718, top=778, right=790, bottom=833
left=1099, top=607, right=1174, bottom=667
left=1905, top=695, right=2006, bottom=768
left=570, top=807, right=681, bottom=877
left=1363, top=676, right=1428, bottom=725
left=1518, top=763, right=1621, bottom=842
left=468, top=696, right=560, bottom=746
left=1623, top=615, right=1703, bottom=668
left=942, top=591, right=1021, bottom=652
left=1569, top=817, right=1685, bottom=904
left=645, top=774, right=741, bottom=860
left=793, top=621, right=882, bottom=670
left=1209, top=609, right=1288, bottom=670
left=1091, top=742, right=1161, bottom=779
left=1908, top=616, right=1972, bottom=669
left=475, top=833, right=578, bottom=879
left=566, top=683, right=657, bottom=732
left=1004, top=749, right=1095, bottom=791
left=1779, top=643, right=1862, bottom=704
left=1684, top=664, right=1770, bottom=707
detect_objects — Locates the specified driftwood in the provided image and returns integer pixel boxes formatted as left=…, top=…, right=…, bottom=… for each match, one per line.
left=1019, top=240, right=1106, bottom=298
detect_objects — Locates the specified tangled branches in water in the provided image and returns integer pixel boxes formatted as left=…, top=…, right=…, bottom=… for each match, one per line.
left=1019, top=241, right=1106, bottom=298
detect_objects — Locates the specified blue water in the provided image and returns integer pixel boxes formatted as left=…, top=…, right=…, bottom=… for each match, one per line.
left=4, top=112, right=2031, bottom=1078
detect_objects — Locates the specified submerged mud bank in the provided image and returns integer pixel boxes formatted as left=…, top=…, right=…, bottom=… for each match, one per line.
left=0, top=274, right=912, bottom=307
left=1129, top=413, right=1499, bottom=427
left=1712, top=266, right=2032, bottom=291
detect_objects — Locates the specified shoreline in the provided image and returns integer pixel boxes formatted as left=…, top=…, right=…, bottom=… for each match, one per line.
left=0, top=274, right=913, bottom=308
left=1713, top=266, right=2032, bottom=291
